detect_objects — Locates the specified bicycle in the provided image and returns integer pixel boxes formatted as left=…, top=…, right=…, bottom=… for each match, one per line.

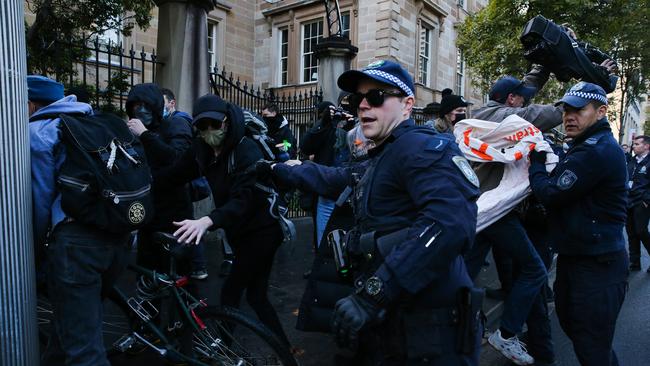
left=38, top=231, right=298, bottom=366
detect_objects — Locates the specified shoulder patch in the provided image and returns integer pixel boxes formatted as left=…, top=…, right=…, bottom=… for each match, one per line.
left=452, top=155, right=480, bottom=188
left=557, top=169, right=578, bottom=190
left=425, top=136, right=450, bottom=152
left=585, top=137, right=599, bottom=145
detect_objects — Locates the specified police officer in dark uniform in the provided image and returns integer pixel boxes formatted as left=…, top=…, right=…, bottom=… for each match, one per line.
left=268, top=60, right=483, bottom=365
left=528, top=82, right=628, bottom=366
left=626, top=135, right=650, bottom=271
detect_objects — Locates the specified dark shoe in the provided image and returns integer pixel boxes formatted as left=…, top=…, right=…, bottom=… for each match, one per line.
left=219, top=259, right=233, bottom=277
left=630, top=264, right=641, bottom=271
left=485, top=288, right=508, bottom=301
left=190, top=269, right=208, bottom=280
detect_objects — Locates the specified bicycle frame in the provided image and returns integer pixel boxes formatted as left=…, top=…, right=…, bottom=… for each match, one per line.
left=109, top=261, right=214, bottom=365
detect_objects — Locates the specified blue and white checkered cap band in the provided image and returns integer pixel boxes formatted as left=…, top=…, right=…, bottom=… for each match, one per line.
left=565, top=91, right=607, bottom=104
left=363, top=69, right=414, bottom=96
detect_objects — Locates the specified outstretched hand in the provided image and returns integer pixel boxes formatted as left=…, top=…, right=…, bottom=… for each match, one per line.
left=173, top=216, right=213, bottom=245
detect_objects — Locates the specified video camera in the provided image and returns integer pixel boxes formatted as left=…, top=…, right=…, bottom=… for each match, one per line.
left=520, top=15, right=618, bottom=93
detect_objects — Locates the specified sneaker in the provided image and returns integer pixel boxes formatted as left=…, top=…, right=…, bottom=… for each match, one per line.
left=190, top=269, right=208, bottom=280
left=488, top=329, right=534, bottom=365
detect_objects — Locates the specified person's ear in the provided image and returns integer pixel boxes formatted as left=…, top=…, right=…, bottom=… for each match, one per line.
left=403, top=96, right=415, bottom=115
left=596, top=104, right=608, bottom=120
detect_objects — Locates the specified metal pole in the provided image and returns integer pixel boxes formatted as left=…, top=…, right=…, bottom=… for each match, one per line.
left=0, top=1, right=39, bottom=365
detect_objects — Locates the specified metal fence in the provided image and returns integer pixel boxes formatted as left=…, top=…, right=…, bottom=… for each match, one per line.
left=33, top=37, right=162, bottom=116
left=210, top=66, right=323, bottom=217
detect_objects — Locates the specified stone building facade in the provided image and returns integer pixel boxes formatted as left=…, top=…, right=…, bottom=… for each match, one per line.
left=24, top=0, right=488, bottom=109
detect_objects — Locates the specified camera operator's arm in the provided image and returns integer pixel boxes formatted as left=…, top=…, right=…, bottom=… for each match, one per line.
left=522, top=64, right=551, bottom=92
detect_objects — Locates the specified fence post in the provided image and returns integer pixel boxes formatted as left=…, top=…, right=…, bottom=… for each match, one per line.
left=0, top=1, right=40, bottom=365
left=154, top=0, right=215, bottom=113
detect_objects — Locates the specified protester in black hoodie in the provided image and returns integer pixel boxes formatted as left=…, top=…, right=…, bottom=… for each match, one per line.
left=261, top=103, right=297, bottom=161
left=154, top=94, right=293, bottom=349
left=126, top=83, right=194, bottom=273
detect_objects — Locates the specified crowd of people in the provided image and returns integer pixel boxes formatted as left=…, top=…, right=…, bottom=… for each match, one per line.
left=27, top=37, right=641, bottom=366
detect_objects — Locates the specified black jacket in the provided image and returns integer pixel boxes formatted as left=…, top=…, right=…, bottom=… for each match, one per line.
left=126, top=84, right=194, bottom=230
left=155, top=102, right=278, bottom=244
left=529, top=119, right=628, bottom=256
left=627, top=153, right=650, bottom=208
left=300, top=114, right=338, bottom=165
left=266, top=115, right=297, bottom=160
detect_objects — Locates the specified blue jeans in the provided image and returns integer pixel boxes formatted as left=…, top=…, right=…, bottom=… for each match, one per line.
left=555, top=250, right=628, bottom=366
left=316, top=196, right=336, bottom=247
left=42, top=222, right=129, bottom=366
left=465, top=212, right=547, bottom=335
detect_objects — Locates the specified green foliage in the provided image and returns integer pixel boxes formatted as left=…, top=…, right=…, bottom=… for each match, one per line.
left=457, top=0, right=650, bottom=140
left=26, top=0, right=154, bottom=77
left=99, top=71, right=130, bottom=117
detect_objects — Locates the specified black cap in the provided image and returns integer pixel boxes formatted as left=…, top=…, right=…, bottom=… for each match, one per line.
left=439, top=94, right=468, bottom=117
left=192, top=94, right=227, bottom=125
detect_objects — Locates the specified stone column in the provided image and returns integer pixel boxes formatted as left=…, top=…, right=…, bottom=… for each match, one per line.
left=154, top=0, right=216, bottom=113
left=0, top=1, right=39, bottom=365
left=315, top=36, right=358, bottom=104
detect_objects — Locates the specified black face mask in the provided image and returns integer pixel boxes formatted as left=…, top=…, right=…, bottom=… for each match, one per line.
left=453, top=113, right=466, bottom=124
left=135, top=105, right=154, bottom=126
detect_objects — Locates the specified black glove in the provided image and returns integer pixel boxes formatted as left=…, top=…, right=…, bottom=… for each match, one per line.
left=529, top=149, right=547, bottom=164
left=331, top=293, right=386, bottom=350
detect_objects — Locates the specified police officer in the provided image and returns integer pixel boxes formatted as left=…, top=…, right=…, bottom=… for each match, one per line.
left=528, top=82, right=628, bottom=366
left=626, top=135, right=650, bottom=271
left=268, top=60, right=482, bottom=365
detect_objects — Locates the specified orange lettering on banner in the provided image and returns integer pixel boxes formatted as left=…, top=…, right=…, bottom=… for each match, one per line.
left=505, top=126, right=542, bottom=142
left=464, top=128, right=472, bottom=146
left=514, top=151, right=523, bottom=160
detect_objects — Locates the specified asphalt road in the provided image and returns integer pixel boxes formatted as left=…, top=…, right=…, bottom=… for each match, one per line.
left=549, top=251, right=650, bottom=366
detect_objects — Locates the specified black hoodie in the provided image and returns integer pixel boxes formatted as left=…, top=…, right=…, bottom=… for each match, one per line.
left=154, top=101, right=278, bottom=244
left=126, top=83, right=194, bottom=230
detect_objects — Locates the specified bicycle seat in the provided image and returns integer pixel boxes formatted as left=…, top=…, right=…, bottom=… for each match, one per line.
left=151, top=232, right=181, bottom=252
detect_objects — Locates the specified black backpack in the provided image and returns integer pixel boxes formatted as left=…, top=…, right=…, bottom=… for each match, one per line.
left=242, top=109, right=276, bottom=161
left=56, top=113, right=154, bottom=233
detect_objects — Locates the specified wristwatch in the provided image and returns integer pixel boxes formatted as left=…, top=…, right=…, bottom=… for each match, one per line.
left=364, top=276, right=386, bottom=305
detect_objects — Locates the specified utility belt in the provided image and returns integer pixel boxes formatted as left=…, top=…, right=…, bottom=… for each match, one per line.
left=327, top=226, right=485, bottom=355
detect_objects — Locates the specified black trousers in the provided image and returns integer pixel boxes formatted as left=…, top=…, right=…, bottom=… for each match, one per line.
left=220, top=223, right=291, bottom=346
left=555, top=250, right=628, bottom=366
left=625, top=204, right=650, bottom=266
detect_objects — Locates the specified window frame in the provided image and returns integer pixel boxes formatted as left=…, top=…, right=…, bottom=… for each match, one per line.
left=456, top=49, right=465, bottom=96
left=300, top=19, right=324, bottom=84
left=278, top=27, right=289, bottom=86
left=418, top=24, right=433, bottom=87
left=207, top=20, right=219, bottom=69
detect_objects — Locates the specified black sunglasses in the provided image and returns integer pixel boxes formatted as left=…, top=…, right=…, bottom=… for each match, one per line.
left=195, top=117, right=225, bottom=131
left=349, top=89, right=405, bottom=109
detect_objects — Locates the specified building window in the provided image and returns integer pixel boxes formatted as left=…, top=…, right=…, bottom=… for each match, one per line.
left=341, top=11, right=351, bottom=38
left=301, top=20, right=323, bottom=83
left=208, top=20, right=218, bottom=69
left=418, top=25, right=432, bottom=87
left=458, top=0, right=467, bottom=9
left=456, top=49, right=465, bottom=95
left=279, top=28, right=289, bottom=86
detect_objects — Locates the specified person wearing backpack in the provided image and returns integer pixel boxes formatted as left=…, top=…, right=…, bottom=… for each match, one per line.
left=125, top=84, right=200, bottom=277
left=153, top=94, right=295, bottom=351
left=28, top=75, right=133, bottom=366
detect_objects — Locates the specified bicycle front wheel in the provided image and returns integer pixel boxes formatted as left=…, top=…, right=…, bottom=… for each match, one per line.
left=192, top=306, right=298, bottom=366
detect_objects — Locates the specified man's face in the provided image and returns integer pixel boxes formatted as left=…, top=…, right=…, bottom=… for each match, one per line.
left=163, top=95, right=175, bottom=114
left=356, top=79, right=413, bottom=143
left=261, top=109, right=276, bottom=118
left=506, top=93, right=525, bottom=108
left=562, top=102, right=607, bottom=138
left=632, top=138, right=649, bottom=156
left=622, top=144, right=629, bottom=151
